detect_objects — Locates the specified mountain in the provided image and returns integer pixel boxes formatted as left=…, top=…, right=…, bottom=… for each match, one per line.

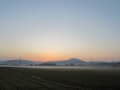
left=0, top=59, right=36, bottom=65
left=0, top=58, right=120, bottom=67
left=44, top=58, right=86, bottom=65
left=0, top=60, right=5, bottom=64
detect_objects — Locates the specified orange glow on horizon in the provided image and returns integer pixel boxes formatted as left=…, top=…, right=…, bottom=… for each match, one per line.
left=21, top=51, right=78, bottom=61
left=1, top=50, right=120, bottom=61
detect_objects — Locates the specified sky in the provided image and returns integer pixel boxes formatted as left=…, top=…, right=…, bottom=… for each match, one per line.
left=0, top=0, right=120, bottom=61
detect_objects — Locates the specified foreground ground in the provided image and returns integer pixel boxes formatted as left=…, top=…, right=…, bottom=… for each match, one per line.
left=0, top=67, right=120, bottom=90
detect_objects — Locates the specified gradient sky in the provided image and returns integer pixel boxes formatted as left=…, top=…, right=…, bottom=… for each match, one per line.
left=0, top=0, right=120, bottom=61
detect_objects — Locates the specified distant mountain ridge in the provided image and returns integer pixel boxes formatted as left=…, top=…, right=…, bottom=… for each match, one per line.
left=0, top=58, right=120, bottom=66
left=0, top=59, right=42, bottom=65
left=0, top=58, right=85, bottom=65
left=47, top=58, right=86, bottom=65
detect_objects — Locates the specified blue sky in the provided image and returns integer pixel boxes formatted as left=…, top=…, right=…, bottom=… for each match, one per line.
left=0, top=0, right=120, bottom=61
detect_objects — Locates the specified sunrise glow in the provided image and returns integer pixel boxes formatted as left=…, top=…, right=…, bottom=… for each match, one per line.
left=0, top=0, right=120, bottom=61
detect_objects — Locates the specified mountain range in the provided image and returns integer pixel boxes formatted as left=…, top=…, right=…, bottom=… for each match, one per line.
left=0, top=58, right=120, bottom=66
left=0, top=58, right=85, bottom=66
left=0, top=59, right=42, bottom=65
left=44, top=58, right=86, bottom=65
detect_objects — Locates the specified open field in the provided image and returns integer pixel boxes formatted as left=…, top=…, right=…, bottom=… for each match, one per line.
left=0, top=67, right=120, bottom=90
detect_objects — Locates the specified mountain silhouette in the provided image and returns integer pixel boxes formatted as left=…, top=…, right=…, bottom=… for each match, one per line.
left=44, top=58, right=86, bottom=65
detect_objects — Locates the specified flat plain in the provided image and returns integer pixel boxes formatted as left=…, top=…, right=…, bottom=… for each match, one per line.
left=0, top=67, right=120, bottom=90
